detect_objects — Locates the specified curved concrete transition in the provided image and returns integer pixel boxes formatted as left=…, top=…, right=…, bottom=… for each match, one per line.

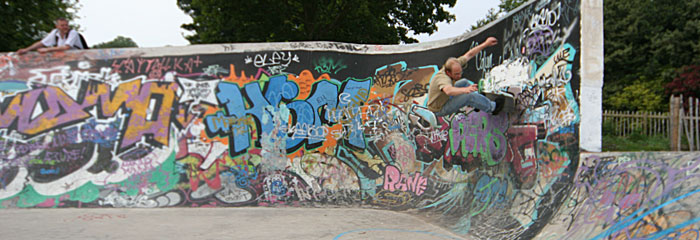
left=3, top=0, right=693, bottom=239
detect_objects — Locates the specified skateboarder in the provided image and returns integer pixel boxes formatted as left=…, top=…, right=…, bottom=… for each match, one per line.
left=426, top=37, right=512, bottom=117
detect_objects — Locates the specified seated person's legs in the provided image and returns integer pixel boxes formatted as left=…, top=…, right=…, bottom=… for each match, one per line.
left=453, top=78, right=473, bottom=88
left=434, top=78, right=496, bottom=117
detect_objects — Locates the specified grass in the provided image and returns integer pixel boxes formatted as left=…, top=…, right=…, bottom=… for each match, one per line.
left=602, top=134, right=671, bottom=151
left=601, top=120, right=673, bottom=151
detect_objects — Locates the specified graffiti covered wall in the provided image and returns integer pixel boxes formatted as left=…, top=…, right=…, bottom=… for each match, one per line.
left=539, top=152, right=700, bottom=240
left=0, top=0, right=585, bottom=238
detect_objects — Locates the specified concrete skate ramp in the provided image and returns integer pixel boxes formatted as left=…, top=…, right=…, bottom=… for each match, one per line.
left=0, top=208, right=467, bottom=239
left=539, top=152, right=700, bottom=239
left=0, top=0, right=622, bottom=239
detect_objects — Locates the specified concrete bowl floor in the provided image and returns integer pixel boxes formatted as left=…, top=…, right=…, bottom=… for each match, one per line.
left=0, top=207, right=466, bottom=240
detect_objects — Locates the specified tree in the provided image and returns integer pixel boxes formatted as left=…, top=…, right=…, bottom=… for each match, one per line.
left=666, top=65, right=700, bottom=101
left=0, top=1, right=80, bottom=52
left=471, top=0, right=527, bottom=30
left=92, top=36, right=139, bottom=49
left=177, top=0, right=456, bottom=44
left=604, top=0, right=700, bottom=110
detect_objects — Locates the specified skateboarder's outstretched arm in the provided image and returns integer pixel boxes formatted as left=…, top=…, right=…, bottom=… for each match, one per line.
left=462, top=37, right=498, bottom=61
left=441, top=37, right=498, bottom=96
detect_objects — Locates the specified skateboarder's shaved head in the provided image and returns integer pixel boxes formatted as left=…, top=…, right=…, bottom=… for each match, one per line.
left=444, top=57, right=462, bottom=80
left=444, top=57, right=460, bottom=72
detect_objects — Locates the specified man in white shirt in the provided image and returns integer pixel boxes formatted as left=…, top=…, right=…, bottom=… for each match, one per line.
left=17, top=18, right=86, bottom=54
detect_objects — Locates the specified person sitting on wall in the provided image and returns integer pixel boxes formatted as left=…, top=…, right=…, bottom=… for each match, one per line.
left=16, top=17, right=88, bottom=55
left=426, top=36, right=505, bottom=117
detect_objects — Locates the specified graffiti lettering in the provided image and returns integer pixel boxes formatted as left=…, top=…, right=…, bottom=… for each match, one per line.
left=314, top=57, right=347, bottom=75
left=206, top=75, right=370, bottom=156
left=449, top=112, right=508, bottom=167
left=111, top=56, right=202, bottom=79
left=383, top=165, right=427, bottom=196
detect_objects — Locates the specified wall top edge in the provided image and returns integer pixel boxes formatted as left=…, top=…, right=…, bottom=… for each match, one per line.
left=1, top=0, right=539, bottom=57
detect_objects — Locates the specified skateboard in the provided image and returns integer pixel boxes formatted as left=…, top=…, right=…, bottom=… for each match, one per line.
left=477, top=78, right=516, bottom=115
left=483, top=92, right=515, bottom=115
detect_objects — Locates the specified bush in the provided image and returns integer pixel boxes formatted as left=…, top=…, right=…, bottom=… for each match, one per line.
left=666, top=65, right=700, bottom=101
left=608, top=77, right=667, bottom=111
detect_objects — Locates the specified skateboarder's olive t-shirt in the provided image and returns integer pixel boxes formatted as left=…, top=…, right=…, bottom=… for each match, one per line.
left=427, top=55, right=469, bottom=112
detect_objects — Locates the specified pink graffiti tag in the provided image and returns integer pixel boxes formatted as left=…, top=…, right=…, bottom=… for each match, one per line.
left=111, top=56, right=203, bottom=79
left=383, top=165, right=427, bottom=196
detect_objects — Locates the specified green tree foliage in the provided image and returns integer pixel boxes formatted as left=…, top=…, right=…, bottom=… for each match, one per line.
left=92, top=36, right=139, bottom=49
left=0, top=1, right=79, bottom=52
left=471, top=0, right=528, bottom=30
left=177, top=0, right=456, bottom=44
left=604, top=0, right=700, bottom=110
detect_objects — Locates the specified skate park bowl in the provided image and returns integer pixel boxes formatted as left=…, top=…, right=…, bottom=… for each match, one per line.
left=3, top=0, right=699, bottom=239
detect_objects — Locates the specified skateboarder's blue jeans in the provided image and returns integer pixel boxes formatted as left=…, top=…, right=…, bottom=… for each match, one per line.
left=434, top=78, right=496, bottom=117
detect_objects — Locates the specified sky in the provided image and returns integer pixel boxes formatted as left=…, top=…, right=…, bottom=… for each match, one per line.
left=75, top=0, right=500, bottom=48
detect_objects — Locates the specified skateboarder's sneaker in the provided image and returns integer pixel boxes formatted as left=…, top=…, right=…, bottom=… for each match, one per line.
left=492, top=97, right=506, bottom=115
left=484, top=92, right=515, bottom=115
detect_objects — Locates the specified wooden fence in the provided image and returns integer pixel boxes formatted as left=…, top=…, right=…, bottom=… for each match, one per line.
left=602, top=95, right=699, bottom=151
left=602, top=110, right=670, bottom=137
left=678, top=96, right=700, bottom=151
